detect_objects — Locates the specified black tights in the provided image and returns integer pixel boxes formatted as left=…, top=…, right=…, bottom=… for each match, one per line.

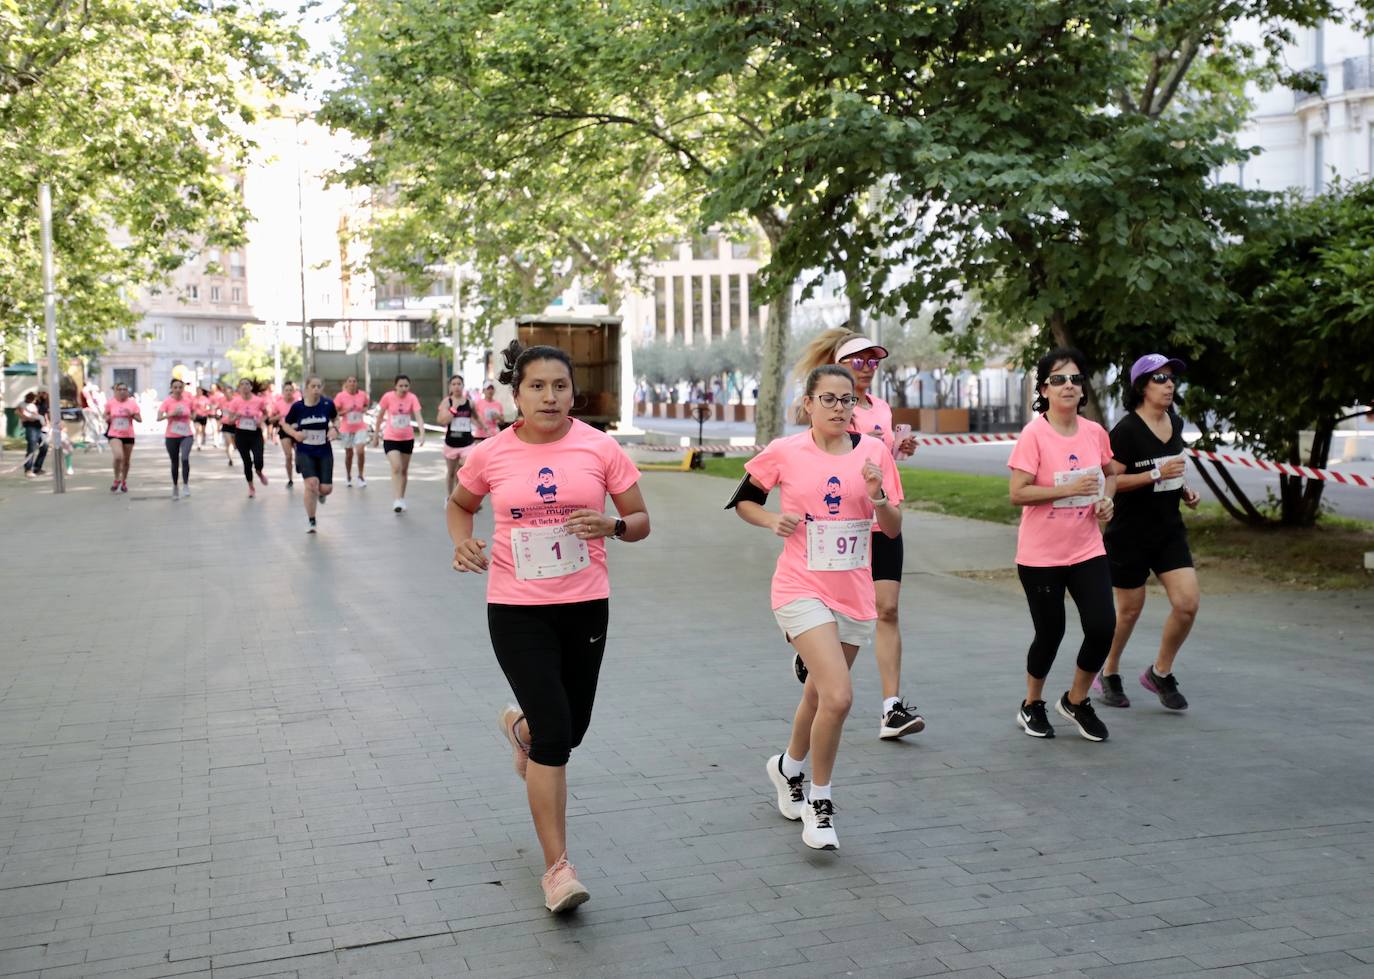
left=488, top=599, right=609, bottom=767
left=1017, top=556, right=1116, bottom=680
left=165, top=436, right=191, bottom=485
left=236, top=429, right=264, bottom=484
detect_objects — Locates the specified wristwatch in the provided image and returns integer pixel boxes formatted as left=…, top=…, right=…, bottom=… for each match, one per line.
left=869, top=491, right=888, bottom=507
left=613, top=518, right=627, bottom=539
left=1149, top=466, right=1162, bottom=482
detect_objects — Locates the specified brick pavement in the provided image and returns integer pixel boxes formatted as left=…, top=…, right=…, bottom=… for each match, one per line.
left=0, top=444, right=1372, bottom=979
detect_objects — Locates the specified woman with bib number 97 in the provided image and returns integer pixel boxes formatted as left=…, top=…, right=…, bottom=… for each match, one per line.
left=730, top=364, right=903, bottom=852
left=446, top=340, right=649, bottom=914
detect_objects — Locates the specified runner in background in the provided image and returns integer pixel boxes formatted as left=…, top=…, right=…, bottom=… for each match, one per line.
left=193, top=386, right=213, bottom=451
left=732, top=364, right=903, bottom=851
left=104, top=381, right=141, bottom=493
left=448, top=340, right=649, bottom=913
left=212, top=383, right=235, bottom=466
left=437, top=374, right=476, bottom=499
left=473, top=381, right=504, bottom=442
left=334, top=375, right=371, bottom=487
left=225, top=378, right=269, bottom=498
left=1007, top=347, right=1117, bottom=742
left=273, top=380, right=300, bottom=488
left=791, top=328, right=923, bottom=741
left=1097, top=354, right=1200, bottom=711
left=158, top=377, right=195, bottom=499
left=281, top=375, right=339, bottom=533
left=374, top=374, right=424, bottom=512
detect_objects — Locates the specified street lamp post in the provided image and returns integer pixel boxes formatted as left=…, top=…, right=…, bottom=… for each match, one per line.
left=39, top=183, right=65, bottom=494
left=294, top=116, right=310, bottom=376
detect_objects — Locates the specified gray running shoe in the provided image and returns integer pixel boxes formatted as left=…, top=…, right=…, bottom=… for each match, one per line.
left=1095, top=672, right=1131, bottom=708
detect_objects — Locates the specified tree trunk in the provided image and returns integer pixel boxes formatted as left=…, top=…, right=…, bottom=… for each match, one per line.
left=1048, top=309, right=1105, bottom=423
left=1280, top=424, right=1332, bottom=527
left=753, top=211, right=791, bottom=446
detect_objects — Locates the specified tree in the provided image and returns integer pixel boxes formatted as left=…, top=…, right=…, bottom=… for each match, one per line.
left=0, top=1, right=306, bottom=361
left=1185, top=180, right=1374, bottom=527
left=226, top=334, right=303, bottom=387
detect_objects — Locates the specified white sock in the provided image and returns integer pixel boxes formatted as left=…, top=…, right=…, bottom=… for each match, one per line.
left=781, top=753, right=805, bottom=779
left=809, top=783, right=832, bottom=801
left=882, top=696, right=900, bottom=714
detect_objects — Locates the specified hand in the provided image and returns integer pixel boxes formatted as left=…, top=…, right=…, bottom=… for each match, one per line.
left=1064, top=472, right=1100, bottom=498
left=452, top=538, right=489, bottom=573
left=898, top=435, right=917, bottom=456
left=1161, top=458, right=1187, bottom=480
left=861, top=460, right=884, bottom=498
left=774, top=512, right=802, bottom=538
left=564, top=509, right=614, bottom=540
left=1183, top=486, right=1201, bottom=509
left=1094, top=496, right=1115, bottom=520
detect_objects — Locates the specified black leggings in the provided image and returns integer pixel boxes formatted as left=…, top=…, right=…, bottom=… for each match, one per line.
left=236, top=429, right=265, bottom=484
left=165, top=436, right=191, bottom=485
left=1017, top=556, right=1116, bottom=680
left=489, top=599, right=609, bottom=767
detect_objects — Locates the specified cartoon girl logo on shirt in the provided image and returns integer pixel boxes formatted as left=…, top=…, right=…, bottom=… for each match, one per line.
left=822, top=476, right=843, bottom=515
left=535, top=467, right=558, bottom=504
left=1067, top=453, right=1080, bottom=470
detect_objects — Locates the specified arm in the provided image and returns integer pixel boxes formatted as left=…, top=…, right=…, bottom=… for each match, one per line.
left=734, top=477, right=802, bottom=537
left=279, top=419, right=302, bottom=442
left=436, top=398, right=454, bottom=424
left=446, top=485, right=489, bottom=572
left=414, top=400, right=426, bottom=446
left=863, top=459, right=903, bottom=538
left=564, top=484, right=651, bottom=542
left=1009, top=468, right=1099, bottom=507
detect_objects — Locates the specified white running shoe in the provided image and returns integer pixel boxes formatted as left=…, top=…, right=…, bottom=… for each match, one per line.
left=765, top=755, right=806, bottom=821
left=393, top=499, right=403, bottom=512
left=801, top=799, right=839, bottom=851
left=306, top=519, right=317, bottom=534
left=182, top=485, right=190, bottom=498
left=346, top=478, right=353, bottom=487
left=171, top=485, right=180, bottom=500
left=357, top=476, right=367, bottom=488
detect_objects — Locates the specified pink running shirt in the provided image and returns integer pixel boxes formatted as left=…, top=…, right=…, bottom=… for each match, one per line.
left=378, top=391, right=422, bottom=441
left=744, top=431, right=904, bottom=621
left=458, top=419, right=641, bottom=606
left=161, top=396, right=194, bottom=438
left=334, top=389, right=371, bottom=433
left=106, top=398, right=139, bottom=437
left=193, top=395, right=213, bottom=417
left=849, top=393, right=895, bottom=452
left=1006, top=413, right=1114, bottom=567
left=472, top=398, right=504, bottom=438
left=227, top=395, right=268, bottom=431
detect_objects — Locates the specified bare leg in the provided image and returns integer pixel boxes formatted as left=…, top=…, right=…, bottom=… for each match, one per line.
left=445, top=455, right=460, bottom=498
left=1103, top=586, right=1147, bottom=675
left=387, top=449, right=404, bottom=499
left=1068, top=667, right=1095, bottom=704
left=344, top=446, right=355, bottom=480
left=355, top=444, right=366, bottom=480
left=121, top=443, right=134, bottom=482
left=1154, top=567, right=1200, bottom=674
left=282, top=441, right=295, bottom=482
left=398, top=451, right=412, bottom=498
left=786, top=624, right=858, bottom=788
left=304, top=477, right=319, bottom=518
left=525, top=760, right=568, bottom=870
left=873, top=579, right=902, bottom=700
left=1025, top=673, right=1046, bottom=705
left=110, top=440, right=126, bottom=482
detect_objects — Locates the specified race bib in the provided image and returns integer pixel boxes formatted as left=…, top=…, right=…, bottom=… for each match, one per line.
left=303, top=429, right=327, bottom=446
left=806, top=518, right=872, bottom=571
left=347, top=411, right=364, bottom=424
left=169, top=420, right=192, bottom=437
left=391, top=412, right=411, bottom=431
left=1154, top=453, right=1186, bottom=492
left=237, top=417, right=257, bottom=432
left=1053, top=465, right=1103, bottom=508
left=511, top=526, right=590, bottom=581
left=109, top=416, right=132, bottom=434
left=448, top=416, right=472, bottom=434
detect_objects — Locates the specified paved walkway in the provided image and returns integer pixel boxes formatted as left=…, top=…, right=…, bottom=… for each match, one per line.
left=1, top=446, right=1372, bottom=979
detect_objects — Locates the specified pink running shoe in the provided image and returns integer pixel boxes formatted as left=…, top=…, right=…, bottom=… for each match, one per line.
left=248, top=483, right=256, bottom=498
left=258, top=469, right=268, bottom=486
left=498, top=704, right=530, bottom=780
left=119, top=480, right=128, bottom=493
left=541, top=853, right=590, bottom=913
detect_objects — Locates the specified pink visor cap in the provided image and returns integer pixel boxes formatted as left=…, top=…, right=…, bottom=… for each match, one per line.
left=1129, top=354, right=1186, bottom=385
left=834, top=337, right=890, bottom=363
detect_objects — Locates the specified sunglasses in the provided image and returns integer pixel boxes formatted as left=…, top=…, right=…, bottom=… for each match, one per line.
left=812, top=393, right=859, bottom=409
left=1046, top=373, right=1086, bottom=387
left=1147, top=372, right=1176, bottom=384
left=847, top=357, right=882, bottom=371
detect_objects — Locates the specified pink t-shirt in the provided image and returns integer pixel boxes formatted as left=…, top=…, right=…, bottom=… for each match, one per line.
left=458, top=419, right=641, bottom=606
left=334, top=389, right=371, bottom=433
left=379, top=391, right=421, bottom=441
left=744, top=431, right=904, bottom=621
left=106, top=398, right=139, bottom=437
left=273, top=392, right=300, bottom=418
left=1007, top=413, right=1114, bottom=567
left=849, top=393, right=895, bottom=452
left=227, top=395, right=268, bottom=431
left=161, top=396, right=194, bottom=438
left=472, top=398, right=503, bottom=438
left=193, top=395, right=213, bottom=417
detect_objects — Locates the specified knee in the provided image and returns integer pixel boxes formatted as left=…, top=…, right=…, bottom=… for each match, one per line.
left=875, top=597, right=900, bottom=626
left=319, top=485, right=332, bottom=497
left=816, top=680, right=853, bottom=718
left=1173, top=594, right=1200, bottom=622
left=1117, top=599, right=1144, bottom=626
left=526, top=721, right=572, bottom=768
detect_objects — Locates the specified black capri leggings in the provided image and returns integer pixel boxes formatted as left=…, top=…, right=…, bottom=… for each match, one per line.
left=489, top=599, right=609, bottom=767
left=165, top=436, right=192, bottom=485
left=235, top=428, right=265, bottom=484
left=1017, top=556, right=1116, bottom=680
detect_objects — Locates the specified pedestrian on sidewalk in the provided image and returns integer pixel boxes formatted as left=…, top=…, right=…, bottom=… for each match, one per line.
left=104, top=382, right=141, bottom=492
left=19, top=393, right=46, bottom=477
left=731, top=363, right=903, bottom=851
left=1096, top=354, right=1201, bottom=711
left=1007, top=347, right=1117, bottom=742
left=447, top=340, right=649, bottom=913
left=792, top=328, right=924, bottom=741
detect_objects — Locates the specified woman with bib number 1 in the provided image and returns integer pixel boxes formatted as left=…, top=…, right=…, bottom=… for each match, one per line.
left=730, top=364, right=903, bottom=852
left=446, top=341, right=649, bottom=914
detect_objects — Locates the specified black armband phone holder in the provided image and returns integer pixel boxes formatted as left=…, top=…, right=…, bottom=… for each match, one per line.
left=725, top=475, right=769, bottom=509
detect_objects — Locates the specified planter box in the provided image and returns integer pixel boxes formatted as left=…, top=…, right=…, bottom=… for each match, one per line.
left=891, top=408, right=922, bottom=428
left=712, top=404, right=725, bottom=422
left=730, top=404, right=749, bottom=423
left=917, top=408, right=970, bottom=433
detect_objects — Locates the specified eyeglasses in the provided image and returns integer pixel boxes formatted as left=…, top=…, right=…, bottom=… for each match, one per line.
left=1147, top=372, right=1176, bottom=384
left=1046, top=373, right=1086, bottom=387
left=847, top=357, right=882, bottom=371
left=812, top=393, right=859, bottom=409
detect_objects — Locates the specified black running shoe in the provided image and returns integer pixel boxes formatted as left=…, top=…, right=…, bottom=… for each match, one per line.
left=1055, top=692, right=1109, bottom=741
left=793, top=652, right=808, bottom=684
left=1140, top=667, right=1188, bottom=710
left=1016, top=700, right=1055, bottom=738
left=879, top=700, right=925, bottom=739
left=1095, top=672, right=1131, bottom=708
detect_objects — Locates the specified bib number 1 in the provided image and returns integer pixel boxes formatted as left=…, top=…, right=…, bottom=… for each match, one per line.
left=511, top=526, right=590, bottom=580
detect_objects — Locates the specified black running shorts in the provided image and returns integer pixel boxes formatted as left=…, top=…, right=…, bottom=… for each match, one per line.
left=871, top=530, right=904, bottom=582
left=382, top=438, right=414, bottom=455
left=1107, top=529, right=1193, bottom=590
left=295, top=451, right=334, bottom=485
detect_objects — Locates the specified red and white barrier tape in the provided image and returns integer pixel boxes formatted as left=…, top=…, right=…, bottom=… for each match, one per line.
left=634, top=433, right=1374, bottom=489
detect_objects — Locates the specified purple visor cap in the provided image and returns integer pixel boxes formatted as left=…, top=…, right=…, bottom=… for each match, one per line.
left=1129, top=354, right=1186, bottom=385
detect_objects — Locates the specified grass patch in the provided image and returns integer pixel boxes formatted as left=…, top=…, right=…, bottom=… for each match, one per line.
left=691, top=454, right=1374, bottom=589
